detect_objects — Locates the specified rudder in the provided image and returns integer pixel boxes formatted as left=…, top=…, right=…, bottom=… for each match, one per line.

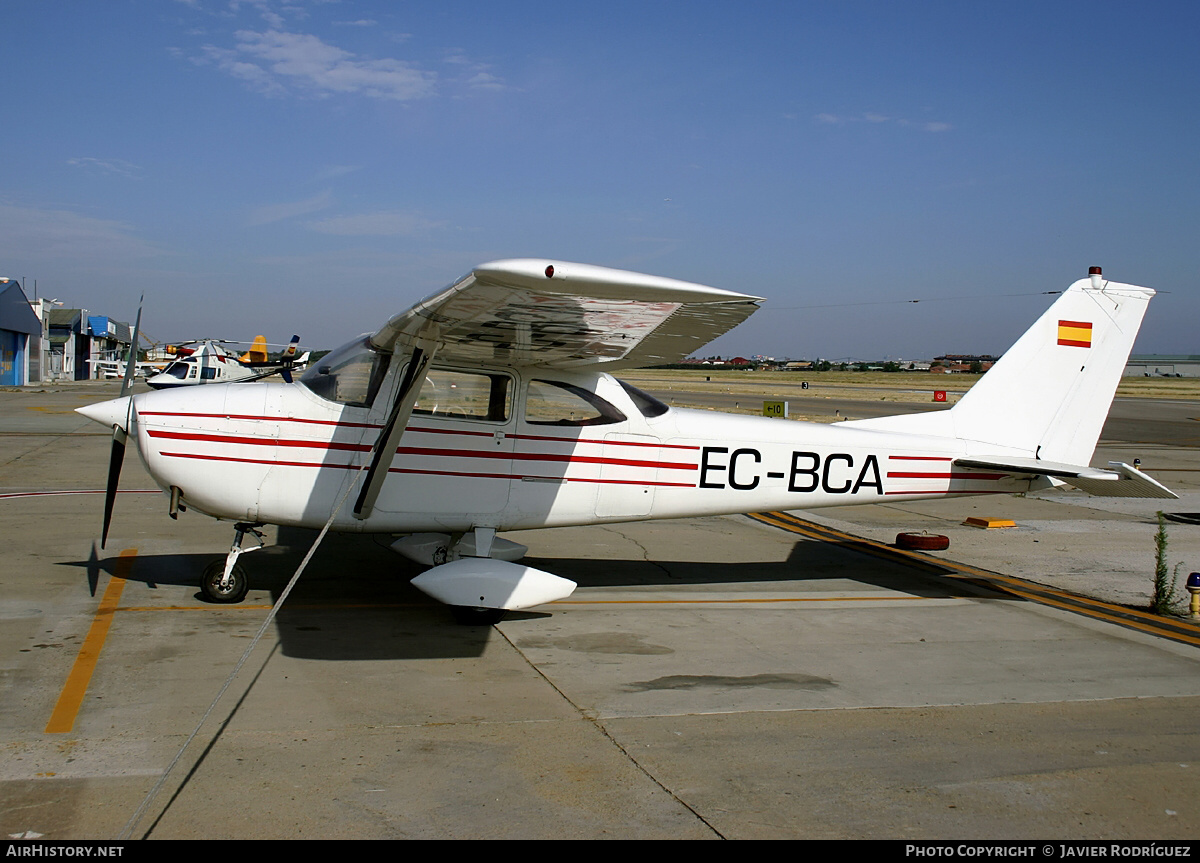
left=849, top=268, right=1156, bottom=466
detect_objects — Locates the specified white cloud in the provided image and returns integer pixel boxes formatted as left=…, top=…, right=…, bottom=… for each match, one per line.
left=442, top=48, right=511, bottom=92
left=199, top=44, right=287, bottom=95
left=306, top=211, right=445, bottom=236
left=0, top=203, right=162, bottom=261
left=464, top=71, right=507, bottom=92
left=67, top=157, right=143, bottom=178
left=312, top=165, right=361, bottom=182
left=247, top=190, right=333, bottom=226
left=200, top=27, right=436, bottom=101
left=814, top=112, right=952, bottom=132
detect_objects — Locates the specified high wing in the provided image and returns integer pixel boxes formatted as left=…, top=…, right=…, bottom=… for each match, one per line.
left=369, top=259, right=762, bottom=370
left=352, top=259, right=759, bottom=520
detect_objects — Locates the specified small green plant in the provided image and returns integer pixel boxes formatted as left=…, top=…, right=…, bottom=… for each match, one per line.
left=1151, top=512, right=1181, bottom=615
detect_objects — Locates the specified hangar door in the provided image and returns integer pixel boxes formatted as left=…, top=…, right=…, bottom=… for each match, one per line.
left=0, top=329, right=20, bottom=386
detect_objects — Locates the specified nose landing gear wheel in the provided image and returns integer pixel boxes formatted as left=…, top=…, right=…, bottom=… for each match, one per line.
left=200, top=560, right=249, bottom=604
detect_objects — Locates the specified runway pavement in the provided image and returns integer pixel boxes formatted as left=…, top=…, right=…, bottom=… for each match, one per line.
left=1, top=381, right=1198, bottom=840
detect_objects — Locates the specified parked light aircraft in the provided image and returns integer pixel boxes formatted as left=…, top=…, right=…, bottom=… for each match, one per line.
left=145, top=336, right=308, bottom=389
left=77, top=260, right=1175, bottom=623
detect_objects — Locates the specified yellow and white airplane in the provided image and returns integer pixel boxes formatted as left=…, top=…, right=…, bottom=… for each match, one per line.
left=145, top=336, right=307, bottom=388
left=77, top=260, right=1174, bottom=623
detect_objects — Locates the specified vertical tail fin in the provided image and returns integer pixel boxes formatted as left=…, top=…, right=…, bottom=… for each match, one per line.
left=239, top=335, right=270, bottom=364
left=849, top=269, right=1155, bottom=465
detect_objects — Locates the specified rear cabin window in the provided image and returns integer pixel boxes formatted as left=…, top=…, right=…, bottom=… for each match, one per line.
left=617, top=379, right=670, bottom=418
left=413, top=368, right=512, bottom=422
left=524, top=380, right=627, bottom=427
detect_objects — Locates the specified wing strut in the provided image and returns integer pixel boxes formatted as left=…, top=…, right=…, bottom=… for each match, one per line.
left=353, top=339, right=437, bottom=520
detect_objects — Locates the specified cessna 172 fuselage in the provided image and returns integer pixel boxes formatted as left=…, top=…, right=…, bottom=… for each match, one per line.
left=77, top=259, right=1175, bottom=621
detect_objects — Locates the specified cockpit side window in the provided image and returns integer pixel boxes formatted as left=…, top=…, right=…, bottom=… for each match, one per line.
left=525, top=379, right=627, bottom=426
left=413, top=368, right=512, bottom=421
left=300, top=337, right=391, bottom=408
left=616, top=379, right=670, bottom=418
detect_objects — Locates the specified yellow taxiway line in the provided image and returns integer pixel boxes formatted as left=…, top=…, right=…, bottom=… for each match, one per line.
left=45, top=549, right=137, bottom=734
left=749, top=510, right=1200, bottom=648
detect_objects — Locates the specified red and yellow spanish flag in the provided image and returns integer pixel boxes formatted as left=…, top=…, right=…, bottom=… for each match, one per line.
left=1057, top=320, right=1092, bottom=348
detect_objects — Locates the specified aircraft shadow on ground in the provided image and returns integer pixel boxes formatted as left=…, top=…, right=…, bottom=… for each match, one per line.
left=64, top=525, right=1015, bottom=662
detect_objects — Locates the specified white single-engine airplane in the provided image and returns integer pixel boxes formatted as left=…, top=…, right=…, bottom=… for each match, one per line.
left=145, top=336, right=308, bottom=389
left=78, top=260, right=1175, bottom=623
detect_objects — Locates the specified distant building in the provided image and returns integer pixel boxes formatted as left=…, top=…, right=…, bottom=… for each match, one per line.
left=933, top=354, right=996, bottom=373
left=47, top=308, right=88, bottom=381
left=85, top=314, right=133, bottom=371
left=1125, top=355, right=1200, bottom=378
left=41, top=308, right=134, bottom=381
left=936, top=354, right=999, bottom=364
left=0, top=279, right=42, bottom=385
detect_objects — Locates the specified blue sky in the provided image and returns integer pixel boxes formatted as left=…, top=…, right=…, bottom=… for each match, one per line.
left=3, top=0, right=1197, bottom=361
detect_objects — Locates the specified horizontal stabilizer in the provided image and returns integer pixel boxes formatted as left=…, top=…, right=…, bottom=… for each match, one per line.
left=1068, top=461, right=1178, bottom=499
left=955, top=457, right=1177, bottom=499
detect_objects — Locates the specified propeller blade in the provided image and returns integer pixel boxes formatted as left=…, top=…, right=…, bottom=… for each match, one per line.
left=102, top=427, right=126, bottom=549
left=102, top=294, right=142, bottom=548
left=120, top=297, right=143, bottom=399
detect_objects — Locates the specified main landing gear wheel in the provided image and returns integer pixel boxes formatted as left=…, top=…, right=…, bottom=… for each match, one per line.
left=450, top=606, right=506, bottom=626
left=200, top=560, right=249, bottom=604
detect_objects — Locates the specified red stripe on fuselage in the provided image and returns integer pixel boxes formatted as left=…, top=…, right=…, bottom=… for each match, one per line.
left=139, top=411, right=379, bottom=430
left=148, top=430, right=696, bottom=471
left=158, top=451, right=697, bottom=487
left=396, top=446, right=695, bottom=471
left=139, top=412, right=698, bottom=450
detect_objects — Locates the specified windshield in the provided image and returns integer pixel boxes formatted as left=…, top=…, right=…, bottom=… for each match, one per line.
left=300, top=337, right=391, bottom=407
left=162, top=361, right=190, bottom=380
